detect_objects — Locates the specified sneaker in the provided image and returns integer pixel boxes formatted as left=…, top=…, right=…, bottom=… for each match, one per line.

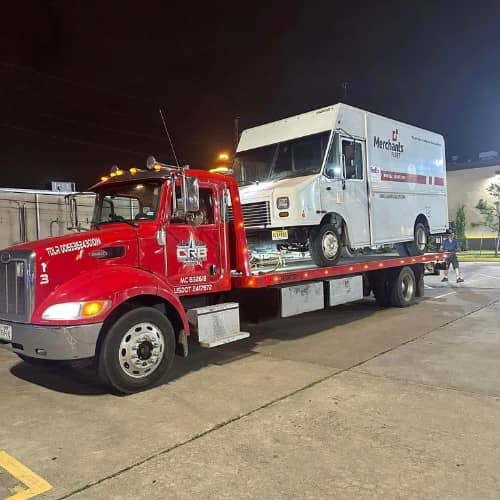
left=457, top=277, right=464, bottom=283
left=441, top=277, right=448, bottom=282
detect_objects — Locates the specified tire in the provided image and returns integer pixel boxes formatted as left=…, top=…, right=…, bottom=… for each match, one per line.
left=405, top=222, right=428, bottom=256
left=97, top=307, right=176, bottom=394
left=371, top=273, right=392, bottom=307
left=309, top=224, right=342, bottom=267
left=390, top=266, right=416, bottom=307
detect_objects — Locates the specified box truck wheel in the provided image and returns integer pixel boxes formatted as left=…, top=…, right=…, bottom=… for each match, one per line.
left=406, top=222, right=428, bottom=256
left=309, top=223, right=342, bottom=267
left=390, top=266, right=416, bottom=307
left=98, top=307, right=175, bottom=394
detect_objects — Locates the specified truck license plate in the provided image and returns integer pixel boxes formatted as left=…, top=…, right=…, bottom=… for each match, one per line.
left=272, top=229, right=288, bottom=241
left=0, top=324, right=12, bottom=342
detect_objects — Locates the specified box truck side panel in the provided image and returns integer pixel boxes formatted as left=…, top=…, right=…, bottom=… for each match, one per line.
left=366, top=113, right=448, bottom=243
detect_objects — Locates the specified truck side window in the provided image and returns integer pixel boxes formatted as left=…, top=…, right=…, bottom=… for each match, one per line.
left=324, top=134, right=341, bottom=178
left=342, top=140, right=363, bottom=180
left=198, top=188, right=214, bottom=225
left=171, top=187, right=214, bottom=225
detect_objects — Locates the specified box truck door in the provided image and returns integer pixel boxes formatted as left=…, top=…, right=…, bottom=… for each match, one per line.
left=321, top=136, right=370, bottom=247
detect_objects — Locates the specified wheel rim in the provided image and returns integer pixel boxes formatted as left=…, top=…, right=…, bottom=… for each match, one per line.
left=416, top=226, right=427, bottom=252
left=118, top=322, right=165, bottom=379
left=401, top=275, right=414, bottom=301
left=322, top=231, right=339, bottom=259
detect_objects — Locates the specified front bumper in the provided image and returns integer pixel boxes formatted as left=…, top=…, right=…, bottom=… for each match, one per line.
left=0, top=321, right=102, bottom=360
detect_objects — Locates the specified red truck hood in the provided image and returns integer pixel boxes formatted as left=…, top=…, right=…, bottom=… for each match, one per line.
left=6, top=225, right=139, bottom=312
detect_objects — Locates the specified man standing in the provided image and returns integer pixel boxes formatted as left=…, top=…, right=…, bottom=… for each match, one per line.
left=440, top=230, right=464, bottom=283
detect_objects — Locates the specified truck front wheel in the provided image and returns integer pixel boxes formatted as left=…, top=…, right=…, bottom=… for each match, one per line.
left=98, top=307, right=176, bottom=394
left=309, top=224, right=342, bottom=267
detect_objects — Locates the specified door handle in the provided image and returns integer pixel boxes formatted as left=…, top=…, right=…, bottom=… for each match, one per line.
left=326, top=187, right=332, bottom=191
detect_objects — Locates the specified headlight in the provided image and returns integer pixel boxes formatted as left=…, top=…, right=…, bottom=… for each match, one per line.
left=42, top=300, right=110, bottom=320
left=276, top=196, right=290, bottom=209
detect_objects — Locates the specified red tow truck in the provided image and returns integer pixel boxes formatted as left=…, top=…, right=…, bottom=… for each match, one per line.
left=0, top=160, right=447, bottom=393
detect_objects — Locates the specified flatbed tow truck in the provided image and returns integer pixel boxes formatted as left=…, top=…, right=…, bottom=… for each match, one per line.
left=0, top=160, right=448, bottom=393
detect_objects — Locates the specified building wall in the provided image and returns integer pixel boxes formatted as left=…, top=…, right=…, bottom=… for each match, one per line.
left=447, top=164, right=499, bottom=239
left=0, top=190, right=95, bottom=249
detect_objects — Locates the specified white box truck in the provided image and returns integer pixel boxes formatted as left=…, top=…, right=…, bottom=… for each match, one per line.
left=234, top=103, right=448, bottom=266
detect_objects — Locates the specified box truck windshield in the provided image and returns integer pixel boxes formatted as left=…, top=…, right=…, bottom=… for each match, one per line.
left=234, top=131, right=330, bottom=185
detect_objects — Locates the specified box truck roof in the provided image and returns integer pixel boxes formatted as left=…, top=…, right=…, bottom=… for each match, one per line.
left=237, top=103, right=444, bottom=153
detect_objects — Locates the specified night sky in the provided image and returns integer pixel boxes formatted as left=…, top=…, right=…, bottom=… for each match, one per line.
left=2, top=1, right=500, bottom=190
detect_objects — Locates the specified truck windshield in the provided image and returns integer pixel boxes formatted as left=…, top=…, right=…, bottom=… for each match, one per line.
left=93, top=182, right=162, bottom=225
left=234, top=131, right=330, bottom=185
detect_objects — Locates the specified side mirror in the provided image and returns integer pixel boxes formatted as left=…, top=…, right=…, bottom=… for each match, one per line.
left=184, top=177, right=200, bottom=212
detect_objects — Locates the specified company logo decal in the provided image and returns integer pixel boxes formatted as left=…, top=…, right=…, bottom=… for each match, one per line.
left=373, top=127, right=404, bottom=158
left=176, top=234, right=207, bottom=267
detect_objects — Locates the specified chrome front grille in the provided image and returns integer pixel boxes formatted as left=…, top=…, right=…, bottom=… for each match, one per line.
left=228, top=201, right=271, bottom=228
left=0, top=250, right=35, bottom=322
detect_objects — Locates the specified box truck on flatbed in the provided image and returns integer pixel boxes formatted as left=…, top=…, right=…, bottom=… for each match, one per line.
left=0, top=160, right=448, bottom=393
left=234, top=103, right=448, bottom=266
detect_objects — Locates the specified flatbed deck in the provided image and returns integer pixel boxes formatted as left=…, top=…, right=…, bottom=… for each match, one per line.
left=232, top=252, right=448, bottom=288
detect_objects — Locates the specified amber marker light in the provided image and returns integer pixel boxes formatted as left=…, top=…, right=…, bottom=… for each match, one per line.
left=154, top=164, right=162, bottom=171
left=129, top=167, right=138, bottom=175
left=101, top=176, right=109, bottom=182
left=81, top=301, right=109, bottom=317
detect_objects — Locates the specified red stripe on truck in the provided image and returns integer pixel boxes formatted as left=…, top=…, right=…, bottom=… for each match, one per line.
left=434, top=177, right=444, bottom=185
left=381, top=171, right=427, bottom=184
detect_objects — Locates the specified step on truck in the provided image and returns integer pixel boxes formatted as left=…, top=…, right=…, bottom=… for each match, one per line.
left=0, top=160, right=447, bottom=393
left=233, top=103, right=448, bottom=266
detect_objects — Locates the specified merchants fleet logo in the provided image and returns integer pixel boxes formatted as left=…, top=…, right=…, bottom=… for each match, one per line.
left=374, top=128, right=404, bottom=158
left=176, top=234, right=207, bottom=267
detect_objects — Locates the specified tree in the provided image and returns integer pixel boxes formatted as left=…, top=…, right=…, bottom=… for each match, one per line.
left=455, top=205, right=466, bottom=250
left=475, top=182, right=500, bottom=256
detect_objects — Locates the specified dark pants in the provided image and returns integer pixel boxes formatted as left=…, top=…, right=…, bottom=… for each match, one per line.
left=446, top=253, right=459, bottom=270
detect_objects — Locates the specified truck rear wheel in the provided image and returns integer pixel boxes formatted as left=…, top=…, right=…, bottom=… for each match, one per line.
left=390, top=266, right=416, bottom=307
left=406, top=222, right=428, bottom=256
left=98, top=307, right=175, bottom=394
left=309, top=224, right=342, bottom=267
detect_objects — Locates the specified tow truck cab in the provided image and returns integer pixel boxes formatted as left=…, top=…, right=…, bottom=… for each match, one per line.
left=0, top=163, right=250, bottom=392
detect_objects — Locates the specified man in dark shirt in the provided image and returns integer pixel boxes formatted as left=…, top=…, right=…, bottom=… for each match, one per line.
left=440, top=230, right=464, bottom=282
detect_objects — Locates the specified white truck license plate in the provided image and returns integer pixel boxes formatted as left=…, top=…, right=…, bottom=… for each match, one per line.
left=0, top=324, right=12, bottom=342
left=271, top=229, right=288, bottom=240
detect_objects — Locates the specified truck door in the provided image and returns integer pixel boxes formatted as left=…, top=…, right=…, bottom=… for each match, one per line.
left=321, top=136, right=371, bottom=247
left=165, top=183, right=230, bottom=296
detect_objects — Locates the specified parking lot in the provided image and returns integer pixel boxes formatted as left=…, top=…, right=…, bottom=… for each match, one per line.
left=1, top=261, right=499, bottom=499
